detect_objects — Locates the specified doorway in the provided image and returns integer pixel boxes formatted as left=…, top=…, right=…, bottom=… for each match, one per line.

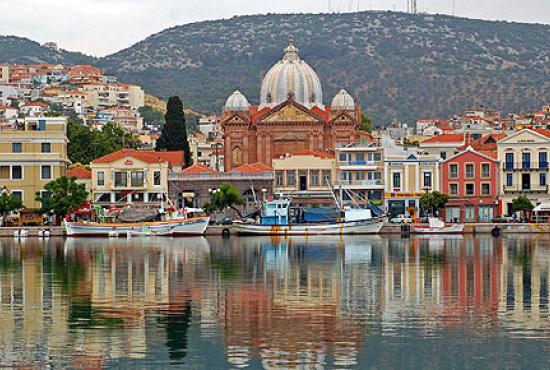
left=299, top=175, right=307, bottom=191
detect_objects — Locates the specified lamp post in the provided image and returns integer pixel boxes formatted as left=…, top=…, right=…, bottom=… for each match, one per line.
left=261, top=188, right=267, bottom=202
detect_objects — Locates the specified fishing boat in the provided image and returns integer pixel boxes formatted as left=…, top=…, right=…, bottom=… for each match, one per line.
left=64, top=216, right=209, bottom=237
left=234, top=198, right=384, bottom=236
left=411, top=217, right=464, bottom=234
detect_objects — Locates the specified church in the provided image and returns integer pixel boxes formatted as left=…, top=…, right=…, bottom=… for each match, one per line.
left=221, top=38, right=362, bottom=171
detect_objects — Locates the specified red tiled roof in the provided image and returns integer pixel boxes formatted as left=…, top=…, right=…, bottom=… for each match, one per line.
left=182, top=163, right=217, bottom=174
left=23, top=102, right=48, bottom=107
left=231, top=162, right=272, bottom=173
left=288, top=149, right=335, bottom=159
left=532, top=128, right=550, bottom=138
left=0, top=105, right=17, bottom=110
left=421, top=133, right=464, bottom=144
left=457, top=133, right=507, bottom=152
left=68, top=167, right=91, bottom=179
left=92, top=149, right=184, bottom=165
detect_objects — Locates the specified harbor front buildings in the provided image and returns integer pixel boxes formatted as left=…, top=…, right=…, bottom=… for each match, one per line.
left=0, top=116, right=69, bottom=208
left=441, top=147, right=500, bottom=223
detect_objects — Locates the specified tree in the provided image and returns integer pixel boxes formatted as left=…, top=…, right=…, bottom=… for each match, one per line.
left=156, top=96, right=191, bottom=166
left=512, top=195, right=534, bottom=213
left=35, top=176, right=88, bottom=224
left=361, top=113, right=372, bottom=133
left=67, top=121, right=141, bottom=164
left=0, top=192, right=24, bottom=224
left=420, top=191, right=450, bottom=217
left=209, top=183, right=244, bottom=218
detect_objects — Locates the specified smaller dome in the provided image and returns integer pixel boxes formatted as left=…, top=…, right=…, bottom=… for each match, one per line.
left=331, top=89, right=355, bottom=110
left=225, top=90, right=250, bottom=111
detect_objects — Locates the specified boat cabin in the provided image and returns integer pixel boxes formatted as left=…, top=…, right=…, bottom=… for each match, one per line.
left=261, top=199, right=291, bottom=226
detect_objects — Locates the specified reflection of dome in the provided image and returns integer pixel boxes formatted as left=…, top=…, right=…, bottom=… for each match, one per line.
left=260, top=37, right=323, bottom=109
left=331, top=89, right=355, bottom=110
left=225, top=90, right=251, bottom=111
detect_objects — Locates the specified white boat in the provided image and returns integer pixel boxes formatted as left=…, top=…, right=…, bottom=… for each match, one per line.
left=64, top=217, right=209, bottom=237
left=411, top=217, right=464, bottom=234
left=126, top=228, right=174, bottom=237
left=234, top=198, right=384, bottom=236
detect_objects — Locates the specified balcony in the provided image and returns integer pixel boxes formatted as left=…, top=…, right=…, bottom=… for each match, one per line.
left=338, top=179, right=384, bottom=188
left=503, top=162, right=549, bottom=171
left=503, top=185, right=549, bottom=193
left=338, top=160, right=380, bottom=170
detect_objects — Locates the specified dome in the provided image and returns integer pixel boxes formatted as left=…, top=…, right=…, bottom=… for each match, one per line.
left=331, top=89, right=355, bottom=110
left=260, top=37, right=323, bottom=109
left=225, top=90, right=250, bottom=111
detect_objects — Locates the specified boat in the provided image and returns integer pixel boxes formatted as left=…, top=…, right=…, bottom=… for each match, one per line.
left=64, top=216, right=209, bottom=237
left=234, top=198, right=384, bottom=236
left=411, top=217, right=464, bottom=234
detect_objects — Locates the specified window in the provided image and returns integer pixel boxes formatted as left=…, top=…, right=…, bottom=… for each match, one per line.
left=356, top=171, right=365, bottom=181
left=465, top=183, right=474, bottom=196
left=41, top=165, right=52, bottom=180
left=481, top=183, right=490, bottom=195
left=449, top=183, right=458, bottom=195
left=275, top=171, right=284, bottom=187
left=355, top=153, right=365, bottom=162
left=522, top=152, right=531, bottom=169
left=11, top=165, right=22, bottom=180
left=0, top=166, right=9, bottom=179
left=114, top=172, right=127, bottom=187
left=505, top=152, right=514, bottom=169
left=130, top=171, right=144, bottom=187
left=340, top=171, right=352, bottom=183
left=97, top=171, right=105, bottom=186
left=310, top=170, right=319, bottom=186
left=153, top=171, right=161, bottom=186
left=41, top=143, right=51, bottom=153
left=322, top=170, right=331, bottom=186
left=287, top=170, right=296, bottom=186
left=540, top=173, right=547, bottom=187
left=11, top=190, right=23, bottom=201
left=373, top=152, right=382, bottom=161
left=440, top=152, right=447, bottom=159
left=12, top=143, right=21, bottom=153
left=506, top=173, right=513, bottom=187
left=339, top=153, right=348, bottom=162
left=423, top=172, right=432, bottom=188
left=481, top=163, right=490, bottom=178
left=539, top=152, right=548, bottom=169
left=465, top=206, right=475, bottom=222
left=392, top=172, right=401, bottom=189
left=449, top=164, right=458, bottom=178
left=465, top=164, right=474, bottom=178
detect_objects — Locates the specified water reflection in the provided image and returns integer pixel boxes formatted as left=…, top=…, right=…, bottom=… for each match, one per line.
left=0, top=235, right=548, bottom=369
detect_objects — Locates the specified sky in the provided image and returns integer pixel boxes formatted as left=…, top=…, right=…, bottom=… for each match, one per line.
left=0, top=0, right=548, bottom=56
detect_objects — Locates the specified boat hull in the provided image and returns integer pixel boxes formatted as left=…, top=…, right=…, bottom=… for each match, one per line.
left=65, top=217, right=209, bottom=237
left=411, top=224, right=464, bottom=234
left=235, top=220, right=384, bottom=236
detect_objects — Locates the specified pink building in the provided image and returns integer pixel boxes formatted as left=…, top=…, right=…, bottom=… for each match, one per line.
left=440, top=147, right=500, bottom=223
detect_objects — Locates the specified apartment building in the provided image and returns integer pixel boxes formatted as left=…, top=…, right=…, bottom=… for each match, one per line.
left=0, top=117, right=69, bottom=208
left=80, top=83, right=144, bottom=111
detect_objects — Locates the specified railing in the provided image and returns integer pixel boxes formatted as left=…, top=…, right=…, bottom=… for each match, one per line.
left=338, top=179, right=383, bottom=186
left=503, top=162, right=549, bottom=170
left=169, top=171, right=273, bottom=181
left=339, top=160, right=380, bottom=166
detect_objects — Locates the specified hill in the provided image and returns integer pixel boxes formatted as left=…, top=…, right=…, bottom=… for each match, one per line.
left=99, top=11, right=550, bottom=124
left=0, top=36, right=96, bottom=65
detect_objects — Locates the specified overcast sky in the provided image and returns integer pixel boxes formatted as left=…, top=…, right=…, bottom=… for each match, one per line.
left=0, top=0, right=548, bottom=56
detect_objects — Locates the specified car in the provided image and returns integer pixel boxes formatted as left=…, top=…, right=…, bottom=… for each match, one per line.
left=390, top=215, right=412, bottom=224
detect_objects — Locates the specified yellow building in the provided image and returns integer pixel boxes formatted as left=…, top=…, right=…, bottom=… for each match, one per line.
left=90, top=149, right=184, bottom=206
left=497, top=128, right=550, bottom=216
left=0, top=116, right=69, bottom=209
left=272, top=151, right=336, bottom=206
left=384, top=149, right=441, bottom=219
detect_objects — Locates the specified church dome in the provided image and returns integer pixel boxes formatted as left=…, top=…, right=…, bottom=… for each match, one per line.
left=224, top=90, right=250, bottom=111
left=331, top=89, right=355, bottom=110
left=260, top=37, right=323, bottom=109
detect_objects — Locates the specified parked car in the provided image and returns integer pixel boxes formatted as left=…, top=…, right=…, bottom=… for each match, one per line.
left=390, top=215, right=412, bottom=224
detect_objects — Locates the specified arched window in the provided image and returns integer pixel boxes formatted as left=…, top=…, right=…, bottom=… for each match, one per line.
left=232, top=147, right=243, bottom=166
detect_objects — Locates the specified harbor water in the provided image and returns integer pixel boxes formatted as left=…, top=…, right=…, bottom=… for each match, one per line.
left=0, top=235, right=548, bottom=369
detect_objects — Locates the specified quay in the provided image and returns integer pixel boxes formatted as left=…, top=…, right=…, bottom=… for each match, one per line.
left=2, top=223, right=550, bottom=238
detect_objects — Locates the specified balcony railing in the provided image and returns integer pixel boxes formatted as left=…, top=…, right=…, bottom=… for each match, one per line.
left=169, top=171, right=273, bottom=181
left=503, top=162, right=549, bottom=170
left=338, top=179, right=383, bottom=186
left=339, top=160, right=380, bottom=166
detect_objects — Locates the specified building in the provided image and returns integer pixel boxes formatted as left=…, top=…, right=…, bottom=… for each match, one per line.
left=67, top=167, right=92, bottom=197
left=384, top=149, right=441, bottom=219
left=90, top=149, right=184, bottom=207
left=335, top=142, right=384, bottom=206
left=0, top=116, right=69, bottom=209
left=497, top=129, right=550, bottom=216
left=188, top=133, right=224, bottom=171
left=20, top=102, right=49, bottom=117
left=440, top=147, right=500, bottom=223
left=419, top=133, right=465, bottom=160
left=272, top=150, right=336, bottom=206
left=222, top=38, right=361, bottom=171
left=80, top=83, right=144, bottom=111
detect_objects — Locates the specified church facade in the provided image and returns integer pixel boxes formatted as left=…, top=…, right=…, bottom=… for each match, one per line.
left=221, top=38, right=362, bottom=171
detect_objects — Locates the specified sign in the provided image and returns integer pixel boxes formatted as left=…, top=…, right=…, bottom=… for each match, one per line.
left=124, top=159, right=134, bottom=165
left=385, top=192, right=423, bottom=198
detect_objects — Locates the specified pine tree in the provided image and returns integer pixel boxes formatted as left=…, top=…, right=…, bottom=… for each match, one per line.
left=156, top=96, right=191, bottom=166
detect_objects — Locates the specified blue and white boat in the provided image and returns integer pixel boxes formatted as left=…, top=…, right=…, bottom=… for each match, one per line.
left=234, top=198, right=384, bottom=236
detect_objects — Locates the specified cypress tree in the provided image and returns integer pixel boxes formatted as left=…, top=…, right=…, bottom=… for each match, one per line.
left=156, top=96, right=191, bottom=166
